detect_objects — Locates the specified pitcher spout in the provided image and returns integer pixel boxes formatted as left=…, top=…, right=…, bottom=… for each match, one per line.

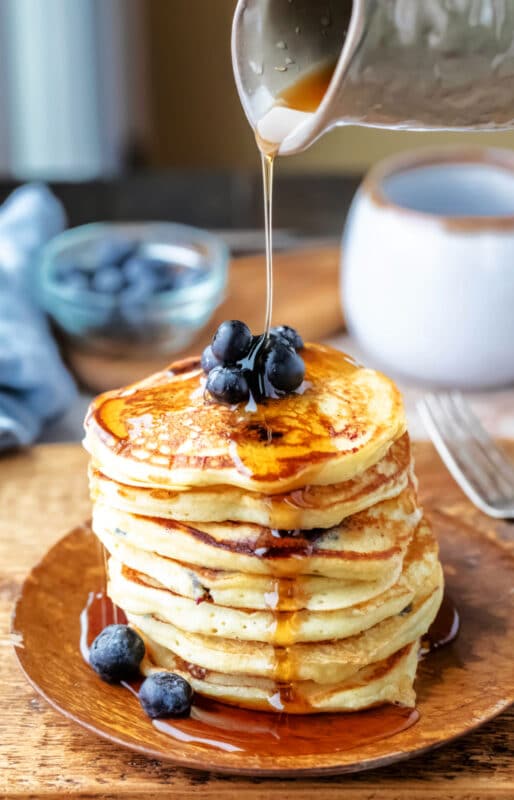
left=232, top=0, right=514, bottom=156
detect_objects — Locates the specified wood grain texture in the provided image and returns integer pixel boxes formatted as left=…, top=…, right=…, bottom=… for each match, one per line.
left=1, top=442, right=514, bottom=798
left=64, top=246, right=344, bottom=394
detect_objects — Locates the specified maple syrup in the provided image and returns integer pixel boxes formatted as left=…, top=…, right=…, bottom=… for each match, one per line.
left=153, top=699, right=420, bottom=757
left=421, top=594, right=460, bottom=656
left=248, top=60, right=378, bottom=709
left=261, top=152, right=275, bottom=335
left=80, top=588, right=458, bottom=752
left=90, top=344, right=367, bottom=492
left=256, top=60, right=338, bottom=155
left=266, top=538, right=307, bottom=708
left=280, top=61, right=338, bottom=114
left=79, top=590, right=427, bottom=753
left=256, top=61, right=337, bottom=335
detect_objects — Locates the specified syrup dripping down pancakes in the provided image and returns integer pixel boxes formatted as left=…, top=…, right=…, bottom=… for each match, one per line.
left=84, top=343, right=443, bottom=713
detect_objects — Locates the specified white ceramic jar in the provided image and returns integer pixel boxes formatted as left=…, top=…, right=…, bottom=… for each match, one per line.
left=342, top=147, right=514, bottom=389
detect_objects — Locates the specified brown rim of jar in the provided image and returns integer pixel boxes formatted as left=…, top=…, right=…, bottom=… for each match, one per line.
left=362, top=146, right=514, bottom=233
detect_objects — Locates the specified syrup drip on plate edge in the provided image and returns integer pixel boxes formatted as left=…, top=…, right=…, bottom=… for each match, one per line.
left=80, top=570, right=459, bottom=756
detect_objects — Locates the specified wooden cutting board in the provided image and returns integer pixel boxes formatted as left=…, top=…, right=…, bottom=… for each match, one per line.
left=1, top=441, right=513, bottom=798
left=65, top=246, right=344, bottom=393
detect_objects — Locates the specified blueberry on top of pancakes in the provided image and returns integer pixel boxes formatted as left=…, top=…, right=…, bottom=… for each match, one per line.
left=270, top=324, right=304, bottom=351
left=202, top=320, right=305, bottom=405
left=211, top=320, right=253, bottom=364
left=206, top=365, right=250, bottom=405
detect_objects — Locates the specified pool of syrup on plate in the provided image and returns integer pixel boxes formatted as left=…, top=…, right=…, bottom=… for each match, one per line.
left=80, top=578, right=458, bottom=756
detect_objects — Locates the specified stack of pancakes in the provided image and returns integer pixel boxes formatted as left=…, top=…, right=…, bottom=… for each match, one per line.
left=84, top=343, right=443, bottom=713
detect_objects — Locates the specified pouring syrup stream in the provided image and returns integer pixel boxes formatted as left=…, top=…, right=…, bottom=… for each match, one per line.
left=257, top=60, right=337, bottom=337
left=255, top=60, right=339, bottom=707
left=261, top=152, right=275, bottom=336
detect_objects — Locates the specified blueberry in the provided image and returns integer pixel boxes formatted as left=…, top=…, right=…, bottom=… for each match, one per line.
left=94, top=237, right=138, bottom=268
left=271, top=325, right=304, bottom=351
left=91, top=265, right=125, bottom=294
left=206, top=365, right=249, bottom=405
left=123, top=262, right=205, bottom=295
left=89, top=624, right=145, bottom=683
left=59, top=267, right=90, bottom=292
left=123, top=256, right=160, bottom=287
left=121, top=272, right=157, bottom=300
left=264, top=339, right=305, bottom=394
left=201, top=345, right=221, bottom=374
left=119, top=279, right=156, bottom=327
left=139, top=672, right=193, bottom=719
left=211, top=320, right=252, bottom=364
left=55, top=262, right=77, bottom=282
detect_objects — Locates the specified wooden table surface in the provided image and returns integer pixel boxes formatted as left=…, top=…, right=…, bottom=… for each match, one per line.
left=1, top=442, right=513, bottom=799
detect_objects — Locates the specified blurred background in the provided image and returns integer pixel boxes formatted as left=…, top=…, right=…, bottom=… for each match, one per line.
left=0, top=0, right=513, bottom=449
left=3, top=0, right=514, bottom=182
left=2, top=0, right=514, bottom=239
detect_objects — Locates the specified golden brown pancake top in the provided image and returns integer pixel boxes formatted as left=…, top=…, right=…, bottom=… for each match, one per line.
left=85, top=344, right=406, bottom=492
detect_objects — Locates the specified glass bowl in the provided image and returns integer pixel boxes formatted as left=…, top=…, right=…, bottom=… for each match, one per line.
left=38, top=222, right=228, bottom=358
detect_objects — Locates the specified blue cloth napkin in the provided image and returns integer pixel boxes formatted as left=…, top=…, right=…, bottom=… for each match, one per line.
left=0, top=184, right=76, bottom=451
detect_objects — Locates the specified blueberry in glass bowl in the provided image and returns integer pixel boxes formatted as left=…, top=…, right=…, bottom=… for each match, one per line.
left=38, top=222, right=228, bottom=360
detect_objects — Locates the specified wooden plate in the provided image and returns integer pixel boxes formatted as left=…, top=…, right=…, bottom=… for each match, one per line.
left=12, top=513, right=514, bottom=777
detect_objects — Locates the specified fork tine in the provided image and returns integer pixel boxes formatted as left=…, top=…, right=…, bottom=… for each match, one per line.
left=419, top=394, right=506, bottom=515
left=439, top=393, right=510, bottom=500
left=430, top=393, right=501, bottom=503
left=451, top=392, right=514, bottom=487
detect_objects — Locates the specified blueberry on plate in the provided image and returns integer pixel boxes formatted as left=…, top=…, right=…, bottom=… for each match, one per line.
left=211, top=320, right=253, bottom=364
left=93, top=237, right=139, bottom=269
left=270, top=325, right=304, bottom=351
left=91, top=265, right=125, bottom=294
left=264, top=339, right=305, bottom=394
left=89, top=624, right=145, bottom=683
left=139, top=672, right=193, bottom=719
left=206, top=365, right=250, bottom=405
left=201, top=345, right=221, bottom=374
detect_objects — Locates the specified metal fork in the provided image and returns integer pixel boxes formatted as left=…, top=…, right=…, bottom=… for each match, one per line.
left=418, top=392, right=514, bottom=519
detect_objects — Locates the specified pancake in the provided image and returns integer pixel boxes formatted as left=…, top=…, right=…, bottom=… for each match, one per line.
left=109, top=555, right=433, bottom=645
left=89, top=432, right=411, bottom=530
left=127, top=573, right=442, bottom=684
left=98, top=528, right=402, bottom=611
left=84, top=344, right=406, bottom=494
left=93, top=483, right=421, bottom=581
left=85, top=340, right=443, bottom=714
left=137, top=637, right=419, bottom=713
left=107, top=513, right=440, bottom=644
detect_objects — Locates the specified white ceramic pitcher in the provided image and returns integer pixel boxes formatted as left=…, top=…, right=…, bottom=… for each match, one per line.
left=232, top=0, right=514, bottom=155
